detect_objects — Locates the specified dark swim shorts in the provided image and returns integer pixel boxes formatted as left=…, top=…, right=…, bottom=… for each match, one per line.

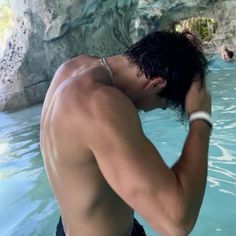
left=56, top=217, right=146, bottom=236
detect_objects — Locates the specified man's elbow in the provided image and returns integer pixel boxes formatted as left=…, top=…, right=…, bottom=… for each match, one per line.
left=174, top=221, right=195, bottom=236
left=160, top=220, right=194, bottom=236
left=167, top=210, right=197, bottom=236
left=155, top=201, right=198, bottom=236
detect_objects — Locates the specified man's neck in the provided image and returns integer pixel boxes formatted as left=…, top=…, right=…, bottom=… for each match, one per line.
left=106, top=55, right=147, bottom=102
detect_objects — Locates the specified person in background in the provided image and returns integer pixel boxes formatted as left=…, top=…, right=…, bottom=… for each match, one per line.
left=220, top=45, right=234, bottom=61
left=40, top=30, right=212, bottom=236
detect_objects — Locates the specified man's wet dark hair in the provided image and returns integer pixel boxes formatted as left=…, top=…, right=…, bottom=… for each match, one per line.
left=124, top=30, right=208, bottom=120
left=227, top=50, right=234, bottom=59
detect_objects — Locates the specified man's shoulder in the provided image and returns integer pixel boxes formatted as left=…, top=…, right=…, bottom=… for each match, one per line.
left=90, top=86, right=136, bottom=115
left=55, top=84, right=137, bottom=122
left=85, top=86, right=141, bottom=132
left=61, top=54, right=97, bottom=69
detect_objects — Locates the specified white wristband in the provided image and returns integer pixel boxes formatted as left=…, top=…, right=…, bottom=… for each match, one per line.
left=189, top=111, right=213, bottom=129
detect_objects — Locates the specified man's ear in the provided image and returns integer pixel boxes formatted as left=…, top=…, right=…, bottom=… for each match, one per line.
left=145, top=77, right=167, bottom=92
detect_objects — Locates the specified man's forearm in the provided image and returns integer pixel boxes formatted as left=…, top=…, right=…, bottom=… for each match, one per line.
left=171, top=120, right=211, bottom=231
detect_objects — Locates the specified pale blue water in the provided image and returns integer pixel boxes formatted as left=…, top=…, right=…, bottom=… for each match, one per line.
left=0, top=57, right=236, bottom=235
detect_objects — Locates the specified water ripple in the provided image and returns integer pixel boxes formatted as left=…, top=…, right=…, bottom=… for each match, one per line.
left=208, top=139, right=236, bottom=197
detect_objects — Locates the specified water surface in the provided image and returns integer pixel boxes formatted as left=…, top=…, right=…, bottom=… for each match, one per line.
left=0, top=58, right=235, bottom=235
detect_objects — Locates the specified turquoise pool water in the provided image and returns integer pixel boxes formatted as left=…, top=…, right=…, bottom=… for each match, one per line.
left=0, top=57, right=235, bottom=235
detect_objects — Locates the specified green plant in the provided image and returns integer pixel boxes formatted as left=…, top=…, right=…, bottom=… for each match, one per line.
left=0, top=4, right=14, bottom=43
left=175, top=17, right=218, bottom=42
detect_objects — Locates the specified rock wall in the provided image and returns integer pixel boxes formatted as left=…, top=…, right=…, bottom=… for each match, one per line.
left=0, top=0, right=138, bottom=111
left=157, top=0, right=236, bottom=51
left=0, top=0, right=236, bottom=111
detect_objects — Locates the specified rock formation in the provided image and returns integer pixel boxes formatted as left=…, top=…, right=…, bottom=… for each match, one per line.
left=0, top=0, right=235, bottom=111
left=0, top=0, right=138, bottom=111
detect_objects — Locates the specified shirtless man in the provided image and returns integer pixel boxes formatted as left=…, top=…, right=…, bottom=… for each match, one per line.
left=40, top=31, right=211, bottom=236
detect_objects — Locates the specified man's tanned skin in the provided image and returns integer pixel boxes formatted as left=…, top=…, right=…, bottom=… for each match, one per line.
left=40, top=32, right=211, bottom=236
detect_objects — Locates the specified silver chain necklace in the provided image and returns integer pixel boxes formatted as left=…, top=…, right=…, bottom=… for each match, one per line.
left=99, top=57, right=114, bottom=87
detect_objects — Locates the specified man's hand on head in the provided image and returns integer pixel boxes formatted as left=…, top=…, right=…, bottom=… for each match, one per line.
left=185, top=75, right=211, bottom=116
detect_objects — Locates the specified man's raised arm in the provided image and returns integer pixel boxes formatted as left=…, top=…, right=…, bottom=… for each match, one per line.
left=87, top=81, right=211, bottom=236
left=172, top=78, right=211, bottom=232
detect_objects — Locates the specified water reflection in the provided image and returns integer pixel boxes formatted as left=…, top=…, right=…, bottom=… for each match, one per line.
left=208, top=138, right=236, bottom=197
left=207, top=58, right=236, bottom=200
left=0, top=58, right=236, bottom=235
left=0, top=105, right=59, bottom=236
left=0, top=142, right=8, bottom=155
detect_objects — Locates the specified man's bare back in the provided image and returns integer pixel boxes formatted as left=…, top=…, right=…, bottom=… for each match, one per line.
left=40, top=55, right=136, bottom=236
left=40, top=31, right=211, bottom=236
